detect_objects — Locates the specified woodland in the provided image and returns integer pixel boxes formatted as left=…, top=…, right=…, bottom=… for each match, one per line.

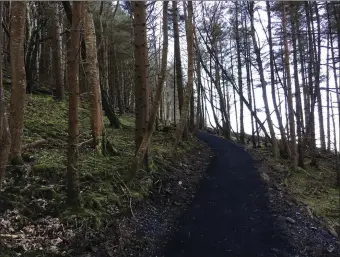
left=0, top=1, right=339, bottom=256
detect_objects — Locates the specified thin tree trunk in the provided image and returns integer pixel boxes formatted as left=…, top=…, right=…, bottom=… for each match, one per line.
left=267, top=1, right=290, bottom=158
left=174, top=1, right=194, bottom=147
left=291, top=2, right=304, bottom=167
left=172, top=2, right=184, bottom=115
left=305, top=2, right=317, bottom=166
left=67, top=1, right=83, bottom=206
left=0, top=2, right=10, bottom=184
left=282, top=3, right=297, bottom=171
left=314, top=2, right=325, bottom=152
left=244, top=12, right=256, bottom=148
left=235, top=2, right=244, bottom=144
left=52, top=2, right=63, bottom=100
left=326, top=32, right=331, bottom=152
left=249, top=2, right=279, bottom=158
left=0, top=103, right=11, bottom=186
left=9, top=2, right=26, bottom=165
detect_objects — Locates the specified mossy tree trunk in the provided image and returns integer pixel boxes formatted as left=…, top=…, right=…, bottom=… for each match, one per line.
left=84, top=5, right=104, bottom=152
left=9, top=2, right=26, bottom=165
left=67, top=1, right=84, bottom=206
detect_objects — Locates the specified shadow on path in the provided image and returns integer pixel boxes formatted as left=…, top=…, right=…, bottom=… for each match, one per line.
left=160, top=131, right=294, bottom=257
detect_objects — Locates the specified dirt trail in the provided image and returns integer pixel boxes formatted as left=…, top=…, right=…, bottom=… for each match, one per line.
left=159, top=131, right=339, bottom=257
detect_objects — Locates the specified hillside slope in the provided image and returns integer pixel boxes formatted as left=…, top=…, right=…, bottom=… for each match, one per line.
left=0, top=93, right=211, bottom=256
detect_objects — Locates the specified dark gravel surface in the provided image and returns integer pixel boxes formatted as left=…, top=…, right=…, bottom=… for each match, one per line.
left=158, top=131, right=340, bottom=257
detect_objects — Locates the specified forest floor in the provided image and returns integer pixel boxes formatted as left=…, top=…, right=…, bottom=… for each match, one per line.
left=247, top=143, right=340, bottom=237
left=0, top=93, right=211, bottom=257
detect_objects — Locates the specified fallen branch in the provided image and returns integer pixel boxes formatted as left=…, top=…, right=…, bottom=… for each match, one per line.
left=22, top=139, right=47, bottom=150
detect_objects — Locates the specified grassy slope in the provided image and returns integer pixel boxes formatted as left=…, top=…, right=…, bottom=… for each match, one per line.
left=0, top=93, right=199, bottom=256
left=249, top=145, right=339, bottom=233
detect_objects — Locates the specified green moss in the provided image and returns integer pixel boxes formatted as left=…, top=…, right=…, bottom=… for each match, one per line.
left=287, top=164, right=339, bottom=227
left=2, top=90, right=202, bottom=255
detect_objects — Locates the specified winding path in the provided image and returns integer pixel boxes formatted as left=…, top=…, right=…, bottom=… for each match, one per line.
left=160, top=131, right=294, bottom=257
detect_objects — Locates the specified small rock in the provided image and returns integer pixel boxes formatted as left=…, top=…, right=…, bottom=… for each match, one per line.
left=260, top=172, right=270, bottom=183
left=326, top=245, right=335, bottom=253
left=306, top=206, right=314, bottom=219
left=327, top=225, right=338, bottom=238
left=285, top=217, right=296, bottom=224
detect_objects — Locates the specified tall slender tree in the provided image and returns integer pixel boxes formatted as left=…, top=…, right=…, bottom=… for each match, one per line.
left=133, top=1, right=150, bottom=166
left=84, top=5, right=103, bottom=151
left=282, top=3, right=297, bottom=171
left=174, top=1, right=194, bottom=147
left=67, top=1, right=83, bottom=206
left=9, top=2, right=27, bottom=165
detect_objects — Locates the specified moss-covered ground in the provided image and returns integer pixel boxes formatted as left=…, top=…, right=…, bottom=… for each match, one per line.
left=0, top=93, right=201, bottom=256
left=248, top=144, right=339, bottom=235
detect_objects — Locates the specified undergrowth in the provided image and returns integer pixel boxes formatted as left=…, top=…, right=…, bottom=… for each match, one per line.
left=0, top=92, right=198, bottom=256
left=253, top=145, right=340, bottom=232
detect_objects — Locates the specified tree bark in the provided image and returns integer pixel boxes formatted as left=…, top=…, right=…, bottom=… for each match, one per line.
left=0, top=102, right=11, bottom=186
left=9, top=2, right=26, bottom=165
left=133, top=1, right=150, bottom=167
left=52, top=2, right=63, bottom=100
left=174, top=1, right=194, bottom=147
left=67, top=1, right=83, bottom=206
left=282, top=3, right=297, bottom=171
left=130, top=1, right=169, bottom=179
left=84, top=5, right=103, bottom=151
left=235, top=2, right=244, bottom=144
left=291, top=2, right=304, bottom=168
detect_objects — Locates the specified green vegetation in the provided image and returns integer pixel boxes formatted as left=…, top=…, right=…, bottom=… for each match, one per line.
left=252, top=145, right=339, bottom=231
left=0, top=93, right=198, bottom=255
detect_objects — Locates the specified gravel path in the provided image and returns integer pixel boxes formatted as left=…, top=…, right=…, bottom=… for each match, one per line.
left=159, top=131, right=332, bottom=257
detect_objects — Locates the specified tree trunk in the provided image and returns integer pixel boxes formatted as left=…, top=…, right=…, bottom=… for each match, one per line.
left=0, top=3, right=10, bottom=184
left=84, top=5, right=103, bottom=152
left=326, top=32, right=330, bottom=152
left=133, top=1, right=150, bottom=167
left=235, top=2, right=244, bottom=144
left=174, top=1, right=194, bottom=147
left=314, top=2, right=325, bottom=152
left=282, top=3, right=297, bottom=171
left=267, top=1, right=290, bottom=157
left=290, top=2, right=304, bottom=168
left=52, top=2, right=63, bottom=100
left=244, top=11, right=256, bottom=148
left=9, top=2, right=26, bottom=165
left=67, top=1, right=83, bottom=206
left=304, top=2, right=317, bottom=166
left=0, top=103, right=11, bottom=186
left=130, top=1, right=169, bottom=180
left=98, top=1, right=120, bottom=128
left=249, top=2, right=279, bottom=158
